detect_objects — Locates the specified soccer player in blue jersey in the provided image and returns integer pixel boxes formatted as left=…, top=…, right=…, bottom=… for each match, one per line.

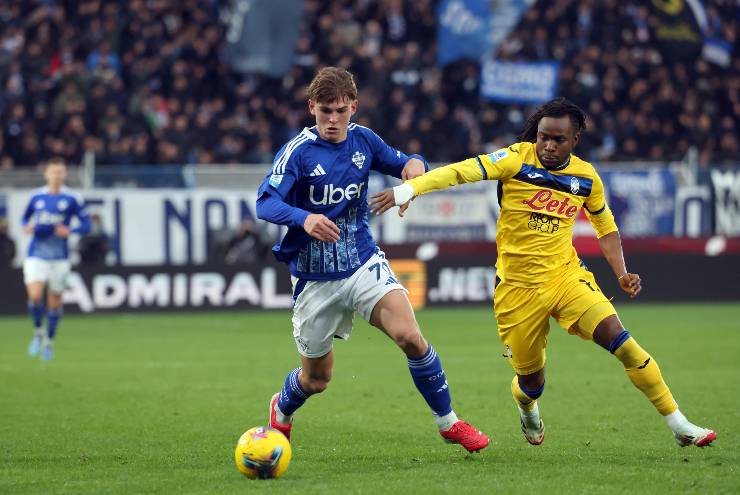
left=21, top=159, right=90, bottom=361
left=256, top=67, right=490, bottom=452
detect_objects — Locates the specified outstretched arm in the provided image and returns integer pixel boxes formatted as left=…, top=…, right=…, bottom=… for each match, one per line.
left=369, top=156, right=486, bottom=216
left=598, top=231, right=641, bottom=298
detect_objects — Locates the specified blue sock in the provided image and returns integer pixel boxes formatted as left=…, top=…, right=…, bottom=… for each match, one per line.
left=28, top=303, right=44, bottom=330
left=47, top=310, right=62, bottom=340
left=277, top=368, right=309, bottom=416
left=408, top=345, right=453, bottom=417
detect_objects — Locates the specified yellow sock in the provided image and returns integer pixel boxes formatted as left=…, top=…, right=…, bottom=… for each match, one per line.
left=613, top=337, right=677, bottom=416
left=511, top=375, right=536, bottom=412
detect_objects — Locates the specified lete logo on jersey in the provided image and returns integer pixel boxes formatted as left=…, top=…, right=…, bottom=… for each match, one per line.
left=522, top=190, right=578, bottom=218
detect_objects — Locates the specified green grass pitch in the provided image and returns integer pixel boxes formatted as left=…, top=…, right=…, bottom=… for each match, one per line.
left=1, top=304, right=738, bottom=494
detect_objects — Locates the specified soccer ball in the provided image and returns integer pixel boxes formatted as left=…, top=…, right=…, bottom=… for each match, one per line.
left=234, top=426, right=292, bottom=479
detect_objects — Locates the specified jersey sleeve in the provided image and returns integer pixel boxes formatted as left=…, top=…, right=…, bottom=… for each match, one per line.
left=71, top=195, right=92, bottom=235
left=584, top=172, right=618, bottom=238
left=405, top=146, right=521, bottom=196
left=405, top=158, right=483, bottom=196
left=257, top=144, right=303, bottom=200
left=367, top=128, right=427, bottom=178
left=21, top=195, right=35, bottom=225
left=477, top=147, right=522, bottom=181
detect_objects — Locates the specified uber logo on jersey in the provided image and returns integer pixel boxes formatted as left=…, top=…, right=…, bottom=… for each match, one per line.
left=528, top=212, right=560, bottom=234
left=309, top=182, right=366, bottom=205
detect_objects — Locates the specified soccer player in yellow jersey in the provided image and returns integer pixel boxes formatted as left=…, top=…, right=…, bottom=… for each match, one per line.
left=369, top=98, right=716, bottom=448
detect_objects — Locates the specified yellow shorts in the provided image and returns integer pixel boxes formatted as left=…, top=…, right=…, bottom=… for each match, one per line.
left=494, top=260, right=616, bottom=375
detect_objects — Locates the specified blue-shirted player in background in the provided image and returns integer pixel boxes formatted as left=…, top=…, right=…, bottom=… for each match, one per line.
left=256, top=67, right=490, bottom=453
left=21, top=159, right=90, bottom=361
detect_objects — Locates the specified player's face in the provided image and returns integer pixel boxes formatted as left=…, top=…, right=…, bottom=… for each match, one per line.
left=535, top=116, right=579, bottom=168
left=308, top=97, right=357, bottom=143
left=44, top=164, right=67, bottom=190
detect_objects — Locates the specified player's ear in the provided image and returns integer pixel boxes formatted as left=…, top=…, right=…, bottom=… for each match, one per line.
left=350, top=99, right=358, bottom=116
left=308, top=99, right=316, bottom=116
left=572, top=130, right=580, bottom=147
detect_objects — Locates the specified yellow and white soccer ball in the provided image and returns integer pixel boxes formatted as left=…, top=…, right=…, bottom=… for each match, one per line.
left=234, top=426, right=292, bottom=479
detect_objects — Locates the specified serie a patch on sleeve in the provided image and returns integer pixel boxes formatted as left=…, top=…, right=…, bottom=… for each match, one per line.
left=489, top=149, right=508, bottom=162
left=269, top=174, right=284, bottom=188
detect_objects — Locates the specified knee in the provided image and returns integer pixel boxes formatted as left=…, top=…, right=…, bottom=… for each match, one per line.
left=593, top=315, right=625, bottom=350
left=518, top=371, right=545, bottom=399
left=301, top=370, right=332, bottom=395
left=393, top=327, right=426, bottom=357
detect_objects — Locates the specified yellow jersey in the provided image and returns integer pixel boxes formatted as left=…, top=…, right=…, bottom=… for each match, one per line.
left=405, top=142, right=618, bottom=287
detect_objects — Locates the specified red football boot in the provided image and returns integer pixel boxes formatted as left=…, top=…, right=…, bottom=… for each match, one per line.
left=440, top=420, right=491, bottom=453
left=269, top=393, right=292, bottom=441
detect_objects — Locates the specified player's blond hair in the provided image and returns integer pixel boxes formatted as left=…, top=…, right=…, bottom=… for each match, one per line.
left=307, top=67, right=358, bottom=104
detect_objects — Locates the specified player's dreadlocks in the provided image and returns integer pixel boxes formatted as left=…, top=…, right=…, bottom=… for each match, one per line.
left=518, top=98, right=588, bottom=142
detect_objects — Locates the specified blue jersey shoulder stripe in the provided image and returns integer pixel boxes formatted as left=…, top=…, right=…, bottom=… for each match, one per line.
left=273, top=135, right=309, bottom=175
left=513, top=164, right=592, bottom=197
left=272, top=128, right=317, bottom=174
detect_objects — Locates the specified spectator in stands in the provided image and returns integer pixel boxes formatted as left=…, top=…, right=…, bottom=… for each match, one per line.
left=206, top=219, right=267, bottom=265
left=78, top=213, right=111, bottom=266
left=224, top=219, right=269, bottom=265
left=0, top=0, right=736, bottom=166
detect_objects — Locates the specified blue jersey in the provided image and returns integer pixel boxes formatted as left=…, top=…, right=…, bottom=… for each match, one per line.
left=258, top=124, right=426, bottom=281
left=21, top=186, right=91, bottom=260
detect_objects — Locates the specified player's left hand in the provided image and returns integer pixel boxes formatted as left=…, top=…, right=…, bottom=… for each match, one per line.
left=369, top=189, right=396, bottom=216
left=618, top=273, right=642, bottom=299
left=54, top=225, right=71, bottom=237
left=401, top=158, right=425, bottom=180
left=370, top=183, right=415, bottom=217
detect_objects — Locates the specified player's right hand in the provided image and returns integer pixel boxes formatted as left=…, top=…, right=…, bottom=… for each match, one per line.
left=54, top=224, right=71, bottom=237
left=303, top=214, right=341, bottom=243
left=618, top=273, right=642, bottom=299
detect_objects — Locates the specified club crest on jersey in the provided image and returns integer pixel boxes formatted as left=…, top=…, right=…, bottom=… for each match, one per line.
left=57, top=199, right=68, bottom=211
left=352, top=151, right=366, bottom=169
left=570, top=177, right=580, bottom=194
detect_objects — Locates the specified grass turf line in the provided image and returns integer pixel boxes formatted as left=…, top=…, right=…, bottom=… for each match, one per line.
left=0, top=304, right=738, bottom=494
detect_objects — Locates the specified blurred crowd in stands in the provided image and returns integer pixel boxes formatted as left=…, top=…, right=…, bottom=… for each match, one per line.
left=0, top=0, right=737, bottom=169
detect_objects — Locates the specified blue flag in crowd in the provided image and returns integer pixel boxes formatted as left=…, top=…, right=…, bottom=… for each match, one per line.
left=437, top=0, right=533, bottom=67
left=481, top=60, right=560, bottom=104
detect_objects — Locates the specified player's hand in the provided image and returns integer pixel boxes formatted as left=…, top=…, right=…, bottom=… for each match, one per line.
left=303, top=214, right=341, bottom=243
left=369, top=183, right=416, bottom=216
left=618, top=273, right=642, bottom=299
left=369, top=189, right=396, bottom=216
left=54, top=224, right=71, bottom=238
left=24, top=223, right=35, bottom=234
left=401, top=158, right=425, bottom=181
